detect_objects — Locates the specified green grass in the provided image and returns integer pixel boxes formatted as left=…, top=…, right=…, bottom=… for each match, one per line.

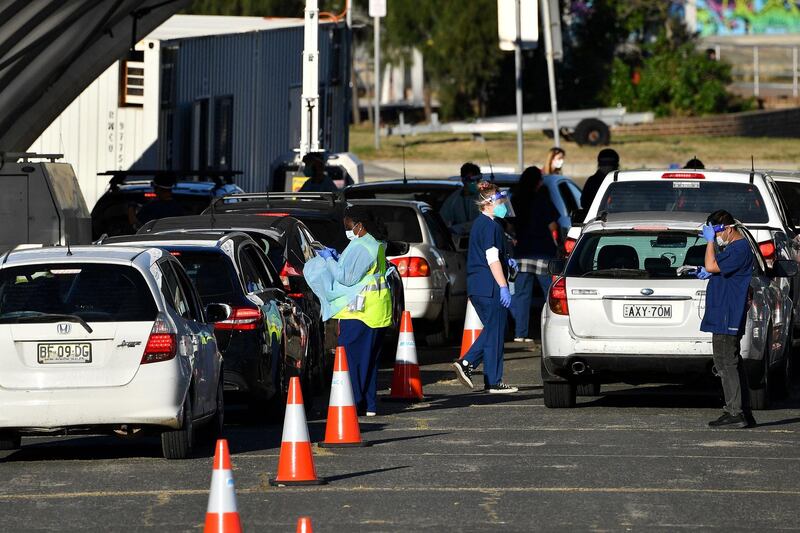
left=350, top=124, right=800, bottom=167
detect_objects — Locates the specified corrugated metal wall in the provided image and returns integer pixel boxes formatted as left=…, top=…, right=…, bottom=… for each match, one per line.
left=164, top=22, right=350, bottom=193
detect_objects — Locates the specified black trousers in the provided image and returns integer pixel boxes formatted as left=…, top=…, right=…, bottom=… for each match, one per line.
left=712, top=333, right=752, bottom=416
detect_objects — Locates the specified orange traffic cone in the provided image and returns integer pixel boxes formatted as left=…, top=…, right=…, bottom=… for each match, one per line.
left=384, top=311, right=424, bottom=402
left=204, top=439, right=242, bottom=533
left=460, top=299, right=484, bottom=359
left=269, top=377, right=326, bottom=486
left=296, top=517, right=313, bottom=533
left=319, top=346, right=369, bottom=447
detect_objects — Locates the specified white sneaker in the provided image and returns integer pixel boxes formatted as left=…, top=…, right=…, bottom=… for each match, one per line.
left=513, top=338, right=534, bottom=343
left=487, top=383, right=518, bottom=394
left=366, top=411, right=377, bottom=417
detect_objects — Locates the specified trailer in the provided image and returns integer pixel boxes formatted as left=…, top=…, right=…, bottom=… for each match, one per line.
left=385, top=107, right=654, bottom=146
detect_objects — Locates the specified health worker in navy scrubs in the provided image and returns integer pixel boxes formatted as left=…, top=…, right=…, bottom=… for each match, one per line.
left=696, top=209, right=755, bottom=428
left=452, top=181, right=518, bottom=394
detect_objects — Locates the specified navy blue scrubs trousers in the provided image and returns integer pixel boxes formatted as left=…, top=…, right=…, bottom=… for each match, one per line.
left=462, top=293, right=507, bottom=387
left=338, top=319, right=386, bottom=412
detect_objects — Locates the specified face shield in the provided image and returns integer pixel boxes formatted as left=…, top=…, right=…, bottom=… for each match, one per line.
left=480, top=190, right=516, bottom=218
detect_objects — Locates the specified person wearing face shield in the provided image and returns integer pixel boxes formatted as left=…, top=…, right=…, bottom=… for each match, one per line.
left=440, top=162, right=482, bottom=235
left=542, top=147, right=566, bottom=175
left=312, top=205, right=392, bottom=416
left=299, top=152, right=338, bottom=193
left=697, top=209, right=756, bottom=428
left=452, top=181, right=518, bottom=394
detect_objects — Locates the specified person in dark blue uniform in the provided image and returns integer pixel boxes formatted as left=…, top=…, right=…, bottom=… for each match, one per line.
left=299, top=152, right=338, bottom=193
left=452, top=181, right=518, bottom=394
left=697, top=210, right=755, bottom=428
left=129, top=174, right=186, bottom=228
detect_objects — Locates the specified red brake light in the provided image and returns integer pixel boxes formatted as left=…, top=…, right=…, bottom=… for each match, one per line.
left=215, top=306, right=262, bottom=331
left=661, top=172, right=705, bottom=179
left=256, top=212, right=289, bottom=217
left=144, top=192, right=157, bottom=198
left=759, top=240, right=776, bottom=262
left=563, top=237, right=577, bottom=256
left=169, top=251, right=181, bottom=256
left=390, top=257, right=430, bottom=277
left=141, top=315, right=177, bottom=364
left=548, top=277, right=569, bottom=316
left=280, top=261, right=302, bottom=292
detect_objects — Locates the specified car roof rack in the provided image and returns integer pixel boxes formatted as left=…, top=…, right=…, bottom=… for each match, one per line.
left=100, top=169, right=243, bottom=191
left=0, top=152, right=64, bottom=163
left=212, top=191, right=344, bottom=209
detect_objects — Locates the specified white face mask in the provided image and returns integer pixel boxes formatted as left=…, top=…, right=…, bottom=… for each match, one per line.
left=346, top=223, right=361, bottom=241
left=553, top=158, right=564, bottom=170
left=715, top=229, right=729, bottom=247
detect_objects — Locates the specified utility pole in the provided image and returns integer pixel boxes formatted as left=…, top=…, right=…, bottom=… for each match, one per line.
left=370, top=0, right=386, bottom=150
left=299, top=0, right=320, bottom=158
left=347, top=0, right=360, bottom=126
left=541, top=0, right=560, bottom=147
left=514, top=0, right=524, bottom=173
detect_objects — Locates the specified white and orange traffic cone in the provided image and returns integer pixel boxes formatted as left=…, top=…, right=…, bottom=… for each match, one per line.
left=269, top=377, right=326, bottom=486
left=319, top=346, right=369, bottom=447
left=296, top=517, right=313, bottom=533
left=384, top=311, right=424, bottom=402
left=204, top=439, right=242, bottom=533
left=460, top=299, right=484, bottom=359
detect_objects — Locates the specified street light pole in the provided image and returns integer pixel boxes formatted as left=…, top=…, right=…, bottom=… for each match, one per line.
left=374, top=15, right=381, bottom=150
left=542, top=0, right=560, bottom=147
left=514, top=0, right=524, bottom=173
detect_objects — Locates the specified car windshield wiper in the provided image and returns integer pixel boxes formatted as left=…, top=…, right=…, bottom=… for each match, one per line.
left=583, top=268, right=649, bottom=279
left=4, top=313, right=93, bottom=333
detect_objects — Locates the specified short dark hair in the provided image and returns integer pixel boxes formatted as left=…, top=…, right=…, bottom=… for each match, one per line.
left=344, top=205, right=387, bottom=240
left=460, top=162, right=481, bottom=180
left=684, top=158, right=705, bottom=170
left=708, top=209, right=735, bottom=226
left=597, top=148, right=619, bottom=168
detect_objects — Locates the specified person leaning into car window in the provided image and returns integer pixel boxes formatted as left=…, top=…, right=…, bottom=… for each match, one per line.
left=697, top=210, right=756, bottom=428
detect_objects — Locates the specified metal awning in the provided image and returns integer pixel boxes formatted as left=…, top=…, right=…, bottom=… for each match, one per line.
left=0, top=0, right=190, bottom=151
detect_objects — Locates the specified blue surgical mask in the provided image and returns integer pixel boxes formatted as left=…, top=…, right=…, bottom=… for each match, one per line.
left=466, top=181, right=478, bottom=194
left=494, top=203, right=508, bottom=219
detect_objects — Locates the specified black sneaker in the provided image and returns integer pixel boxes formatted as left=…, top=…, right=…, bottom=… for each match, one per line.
left=487, top=382, right=518, bottom=394
left=708, top=412, right=749, bottom=428
left=452, top=360, right=474, bottom=389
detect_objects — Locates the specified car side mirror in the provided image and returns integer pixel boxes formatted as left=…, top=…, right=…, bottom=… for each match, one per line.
left=571, top=209, right=587, bottom=226
left=769, top=259, right=799, bottom=278
left=548, top=259, right=566, bottom=276
left=205, top=303, right=232, bottom=323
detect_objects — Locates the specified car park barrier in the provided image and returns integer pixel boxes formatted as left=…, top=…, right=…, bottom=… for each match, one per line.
left=270, top=377, right=326, bottom=486
left=296, top=517, right=313, bottom=532
left=204, top=439, right=242, bottom=533
left=319, top=346, right=370, bottom=448
left=460, top=300, right=484, bottom=359
left=384, top=311, right=425, bottom=402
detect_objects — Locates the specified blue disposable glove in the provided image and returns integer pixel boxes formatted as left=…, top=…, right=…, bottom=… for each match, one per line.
left=317, top=248, right=333, bottom=260
left=325, top=247, right=340, bottom=260
left=700, top=224, right=716, bottom=242
left=499, top=286, right=512, bottom=308
left=508, top=258, right=518, bottom=271
left=695, top=266, right=712, bottom=280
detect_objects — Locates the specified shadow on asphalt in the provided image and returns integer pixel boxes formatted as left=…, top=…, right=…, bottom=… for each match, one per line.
left=365, top=432, right=451, bottom=446
left=324, top=465, right=410, bottom=482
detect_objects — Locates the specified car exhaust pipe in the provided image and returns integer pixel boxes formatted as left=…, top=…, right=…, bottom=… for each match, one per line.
left=571, top=360, right=586, bottom=375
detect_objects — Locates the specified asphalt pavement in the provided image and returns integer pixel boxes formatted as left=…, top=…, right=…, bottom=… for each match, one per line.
left=2, top=340, right=800, bottom=532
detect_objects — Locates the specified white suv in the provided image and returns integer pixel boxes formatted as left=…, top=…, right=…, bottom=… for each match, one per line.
left=0, top=246, right=229, bottom=459
left=543, top=212, right=797, bottom=409
left=568, top=169, right=800, bottom=333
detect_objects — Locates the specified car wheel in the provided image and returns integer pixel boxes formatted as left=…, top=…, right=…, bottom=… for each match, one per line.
left=576, top=382, right=601, bottom=397
left=0, top=431, right=21, bottom=450
left=574, top=118, right=610, bottom=146
left=425, top=295, right=451, bottom=347
left=208, top=378, right=225, bottom=440
left=543, top=381, right=576, bottom=408
left=161, top=395, right=194, bottom=459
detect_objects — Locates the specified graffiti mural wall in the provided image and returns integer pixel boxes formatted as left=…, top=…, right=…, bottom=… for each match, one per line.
left=697, top=1, right=800, bottom=36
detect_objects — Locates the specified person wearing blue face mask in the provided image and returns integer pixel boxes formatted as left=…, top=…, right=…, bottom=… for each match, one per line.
left=697, top=210, right=755, bottom=429
left=452, top=181, right=518, bottom=394
left=441, top=162, right=482, bottom=236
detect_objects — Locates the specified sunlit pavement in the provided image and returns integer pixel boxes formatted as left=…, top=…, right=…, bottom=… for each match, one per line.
left=2, top=341, right=800, bottom=531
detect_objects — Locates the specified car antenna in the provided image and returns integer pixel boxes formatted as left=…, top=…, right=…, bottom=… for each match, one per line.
left=401, top=134, right=408, bottom=185
left=484, top=147, right=496, bottom=182
left=751, top=155, right=755, bottom=172
left=65, top=235, right=72, bottom=256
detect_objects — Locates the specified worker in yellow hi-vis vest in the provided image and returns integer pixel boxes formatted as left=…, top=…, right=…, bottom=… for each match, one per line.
left=313, top=205, right=393, bottom=417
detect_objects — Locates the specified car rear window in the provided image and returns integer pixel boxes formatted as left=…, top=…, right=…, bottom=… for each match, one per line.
left=598, top=181, right=769, bottom=223
left=370, top=206, right=423, bottom=243
left=566, top=231, right=713, bottom=279
left=93, top=193, right=213, bottom=238
left=346, top=187, right=459, bottom=211
left=0, top=263, right=157, bottom=322
left=244, top=233, right=285, bottom=270
left=171, top=252, right=240, bottom=304
left=296, top=217, right=350, bottom=252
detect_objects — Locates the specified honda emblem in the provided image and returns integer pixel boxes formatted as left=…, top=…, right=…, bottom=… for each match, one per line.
left=57, top=323, right=72, bottom=335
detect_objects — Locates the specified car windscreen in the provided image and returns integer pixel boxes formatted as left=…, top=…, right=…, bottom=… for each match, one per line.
left=172, top=252, right=239, bottom=304
left=566, top=231, right=710, bottom=279
left=366, top=206, right=423, bottom=243
left=0, top=263, right=157, bottom=322
left=598, top=181, right=769, bottom=223
left=292, top=217, right=349, bottom=252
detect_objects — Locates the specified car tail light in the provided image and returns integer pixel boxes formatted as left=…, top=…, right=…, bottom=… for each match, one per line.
left=141, top=314, right=177, bottom=364
left=280, top=261, right=302, bottom=293
left=759, top=240, right=776, bottom=262
left=256, top=212, right=289, bottom=217
left=390, top=257, right=430, bottom=277
left=661, top=172, right=704, bottom=179
left=563, top=237, right=577, bottom=256
left=144, top=192, right=157, bottom=198
left=548, top=277, right=569, bottom=316
left=215, top=306, right=262, bottom=331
